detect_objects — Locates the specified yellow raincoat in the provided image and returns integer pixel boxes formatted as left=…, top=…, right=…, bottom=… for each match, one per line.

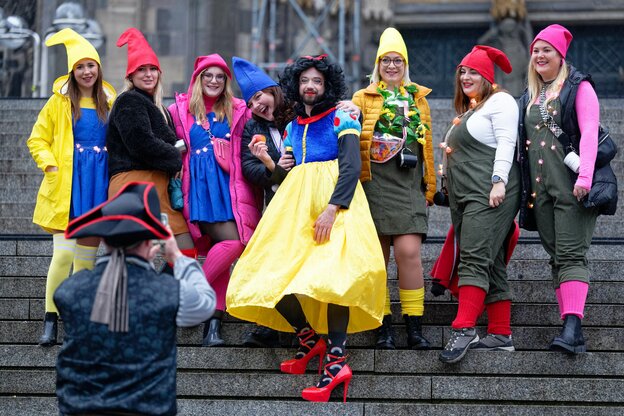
left=27, top=76, right=116, bottom=232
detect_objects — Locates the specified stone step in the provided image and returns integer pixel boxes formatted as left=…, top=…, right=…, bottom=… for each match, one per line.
left=4, top=346, right=624, bottom=376
left=0, top=218, right=40, bottom=234
left=0, top=133, right=33, bottom=146
left=0, top=159, right=38, bottom=173
left=3, top=237, right=624, bottom=261
left=2, top=367, right=624, bottom=402
left=0, top=186, right=38, bottom=202
left=2, top=319, right=623, bottom=351
left=0, top=173, right=42, bottom=189
left=3, top=252, right=624, bottom=281
left=0, top=99, right=48, bottom=111
left=0, top=398, right=621, bottom=416
left=0, top=146, right=39, bottom=159
left=2, top=275, right=623, bottom=305
left=0, top=203, right=36, bottom=217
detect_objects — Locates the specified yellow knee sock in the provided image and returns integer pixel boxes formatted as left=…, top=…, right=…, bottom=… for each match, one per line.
left=45, top=234, right=76, bottom=313
left=73, top=244, right=98, bottom=272
left=384, top=288, right=392, bottom=316
left=399, top=287, right=425, bottom=316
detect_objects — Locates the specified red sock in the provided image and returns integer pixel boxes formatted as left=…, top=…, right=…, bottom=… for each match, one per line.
left=452, top=285, right=486, bottom=329
left=486, top=300, right=512, bottom=336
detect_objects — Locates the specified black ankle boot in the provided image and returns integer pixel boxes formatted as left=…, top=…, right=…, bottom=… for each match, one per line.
left=243, top=325, right=280, bottom=347
left=375, top=315, right=396, bottom=350
left=550, top=314, right=586, bottom=354
left=202, top=311, right=225, bottom=347
left=404, top=315, right=430, bottom=350
left=39, top=312, right=58, bottom=347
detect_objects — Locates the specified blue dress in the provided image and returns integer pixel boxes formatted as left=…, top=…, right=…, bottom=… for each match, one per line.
left=189, top=113, right=234, bottom=223
left=70, top=98, right=108, bottom=218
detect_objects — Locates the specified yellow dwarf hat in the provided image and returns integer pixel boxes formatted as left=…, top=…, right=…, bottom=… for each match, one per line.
left=46, top=28, right=101, bottom=73
left=375, top=27, right=408, bottom=65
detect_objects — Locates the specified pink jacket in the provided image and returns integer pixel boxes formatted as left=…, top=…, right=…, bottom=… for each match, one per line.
left=168, top=55, right=262, bottom=254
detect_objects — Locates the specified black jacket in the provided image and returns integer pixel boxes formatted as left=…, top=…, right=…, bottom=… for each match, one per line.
left=107, top=88, right=182, bottom=178
left=241, top=118, right=289, bottom=206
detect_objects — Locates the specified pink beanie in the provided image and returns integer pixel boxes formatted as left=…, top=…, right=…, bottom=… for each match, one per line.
left=530, top=24, right=573, bottom=59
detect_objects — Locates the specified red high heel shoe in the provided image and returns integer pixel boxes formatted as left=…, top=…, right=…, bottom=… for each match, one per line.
left=280, top=332, right=326, bottom=374
left=301, top=355, right=352, bottom=402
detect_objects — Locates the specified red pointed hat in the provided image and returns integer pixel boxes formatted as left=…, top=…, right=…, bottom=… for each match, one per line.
left=117, top=28, right=161, bottom=77
left=459, top=45, right=512, bottom=85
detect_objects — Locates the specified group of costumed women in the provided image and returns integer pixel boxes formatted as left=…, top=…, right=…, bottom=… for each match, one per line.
left=27, top=22, right=609, bottom=402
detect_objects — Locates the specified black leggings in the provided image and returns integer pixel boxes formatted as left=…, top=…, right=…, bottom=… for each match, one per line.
left=275, top=294, right=349, bottom=335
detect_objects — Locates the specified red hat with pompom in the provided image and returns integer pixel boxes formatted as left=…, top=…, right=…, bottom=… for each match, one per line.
left=458, top=45, right=512, bottom=85
left=117, top=28, right=161, bottom=77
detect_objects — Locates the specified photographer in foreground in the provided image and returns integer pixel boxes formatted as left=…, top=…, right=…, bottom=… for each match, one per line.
left=55, top=181, right=215, bottom=415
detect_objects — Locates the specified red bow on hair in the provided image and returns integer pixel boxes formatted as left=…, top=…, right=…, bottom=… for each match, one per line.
left=302, top=54, right=328, bottom=60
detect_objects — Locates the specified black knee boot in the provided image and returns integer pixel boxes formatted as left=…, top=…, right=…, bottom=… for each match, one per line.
left=39, top=312, right=58, bottom=347
left=375, top=315, right=396, bottom=350
left=202, top=310, right=225, bottom=347
left=404, top=315, right=430, bottom=350
left=550, top=314, right=586, bottom=354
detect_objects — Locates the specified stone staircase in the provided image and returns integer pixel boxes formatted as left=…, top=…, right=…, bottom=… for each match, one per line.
left=1, top=98, right=623, bottom=414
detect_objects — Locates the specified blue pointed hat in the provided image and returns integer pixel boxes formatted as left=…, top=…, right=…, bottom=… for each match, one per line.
left=232, top=57, right=277, bottom=104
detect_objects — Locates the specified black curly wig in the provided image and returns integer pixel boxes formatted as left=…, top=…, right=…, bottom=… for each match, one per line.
left=279, top=55, right=347, bottom=110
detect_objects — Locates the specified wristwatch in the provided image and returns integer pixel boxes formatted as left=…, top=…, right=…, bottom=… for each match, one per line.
left=492, top=175, right=504, bottom=184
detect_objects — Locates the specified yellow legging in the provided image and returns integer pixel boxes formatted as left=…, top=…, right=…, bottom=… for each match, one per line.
left=73, top=243, right=98, bottom=272
left=44, top=234, right=75, bottom=313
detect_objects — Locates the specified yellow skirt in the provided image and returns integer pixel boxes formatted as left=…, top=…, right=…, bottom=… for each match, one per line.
left=226, top=160, right=386, bottom=334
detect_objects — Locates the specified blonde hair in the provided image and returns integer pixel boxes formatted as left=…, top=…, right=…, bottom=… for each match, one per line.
left=188, top=70, right=234, bottom=127
left=525, top=59, right=569, bottom=115
left=370, top=61, right=412, bottom=85
left=122, top=71, right=168, bottom=122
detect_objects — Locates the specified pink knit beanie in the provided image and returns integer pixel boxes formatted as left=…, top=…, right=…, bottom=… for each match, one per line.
left=530, top=24, right=573, bottom=59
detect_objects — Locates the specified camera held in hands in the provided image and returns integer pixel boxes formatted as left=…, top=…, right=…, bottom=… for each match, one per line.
left=398, top=147, right=418, bottom=169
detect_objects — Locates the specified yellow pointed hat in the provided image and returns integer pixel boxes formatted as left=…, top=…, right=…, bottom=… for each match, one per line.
left=46, top=28, right=101, bottom=73
left=376, top=27, right=408, bottom=65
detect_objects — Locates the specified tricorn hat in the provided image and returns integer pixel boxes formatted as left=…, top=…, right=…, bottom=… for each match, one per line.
left=65, top=181, right=171, bottom=247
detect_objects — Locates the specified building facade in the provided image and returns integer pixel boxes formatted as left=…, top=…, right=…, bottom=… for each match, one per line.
left=0, top=0, right=622, bottom=98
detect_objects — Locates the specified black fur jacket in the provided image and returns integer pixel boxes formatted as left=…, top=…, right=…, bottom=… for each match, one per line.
left=106, top=88, right=181, bottom=178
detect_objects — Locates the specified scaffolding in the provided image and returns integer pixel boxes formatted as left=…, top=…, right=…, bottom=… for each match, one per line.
left=250, top=0, right=361, bottom=91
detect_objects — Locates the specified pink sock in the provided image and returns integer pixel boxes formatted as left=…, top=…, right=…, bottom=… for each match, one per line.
left=202, top=240, right=245, bottom=311
left=211, top=270, right=231, bottom=312
left=555, top=288, right=563, bottom=319
left=559, top=281, right=589, bottom=319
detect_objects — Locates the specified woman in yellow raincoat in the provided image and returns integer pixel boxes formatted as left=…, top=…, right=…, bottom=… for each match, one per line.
left=27, top=28, right=116, bottom=347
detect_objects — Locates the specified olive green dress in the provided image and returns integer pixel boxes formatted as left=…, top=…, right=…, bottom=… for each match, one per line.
left=362, top=116, right=428, bottom=236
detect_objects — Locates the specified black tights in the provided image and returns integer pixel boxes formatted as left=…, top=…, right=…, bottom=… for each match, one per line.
left=275, top=294, right=349, bottom=351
